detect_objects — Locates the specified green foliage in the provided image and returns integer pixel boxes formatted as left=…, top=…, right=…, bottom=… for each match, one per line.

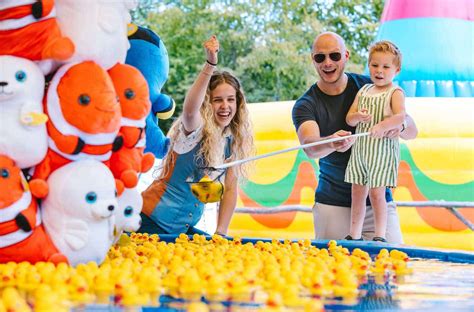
left=131, top=0, right=383, bottom=131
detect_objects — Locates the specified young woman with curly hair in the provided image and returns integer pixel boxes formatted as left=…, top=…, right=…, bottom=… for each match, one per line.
left=140, top=35, right=254, bottom=236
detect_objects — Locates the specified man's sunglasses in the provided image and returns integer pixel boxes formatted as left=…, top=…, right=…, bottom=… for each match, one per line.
left=312, top=52, right=342, bottom=63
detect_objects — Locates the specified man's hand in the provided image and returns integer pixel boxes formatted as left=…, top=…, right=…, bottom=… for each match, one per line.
left=204, top=35, right=219, bottom=65
left=385, top=125, right=402, bottom=139
left=330, top=130, right=355, bottom=152
left=370, top=124, right=386, bottom=139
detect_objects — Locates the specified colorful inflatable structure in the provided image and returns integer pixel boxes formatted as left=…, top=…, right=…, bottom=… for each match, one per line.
left=230, top=0, right=474, bottom=251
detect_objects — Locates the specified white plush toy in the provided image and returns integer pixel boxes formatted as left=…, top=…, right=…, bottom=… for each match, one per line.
left=0, top=55, right=48, bottom=169
left=41, top=159, right=118, bottom=266
left=114, top=186, right=142, bottom=243
left=55, top=0, right=138, bottom=69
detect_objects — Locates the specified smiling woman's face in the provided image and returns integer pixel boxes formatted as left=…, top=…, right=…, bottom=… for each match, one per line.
left=210, top=82, right=237, bottom=129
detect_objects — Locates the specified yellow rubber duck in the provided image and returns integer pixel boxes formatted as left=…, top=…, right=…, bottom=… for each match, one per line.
left=33, top=284, right=70, bottom=312
left=390, top=249, right=409, bottom=262
left=186, top=301, right=210, bottom=312
left=1, top=287, right=31, bottom=312
left=190, top=175, right=224, bottom=203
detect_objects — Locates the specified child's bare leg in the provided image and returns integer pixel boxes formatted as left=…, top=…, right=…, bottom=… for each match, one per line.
left=350, top=184, right=369, bottom=239
left=369, top=187, right=388, bottom=238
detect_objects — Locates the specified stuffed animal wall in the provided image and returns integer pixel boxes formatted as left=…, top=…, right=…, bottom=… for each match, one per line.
left=126, top=25, right=175, bottom=158
left=33, top=61, right=123, bottom=180
left=108, top=63, right=155, bottom=188
left=0, top=0, right=74, bottom=61
left=41, top=159, right=119, bottom=266
left=0, top=55, right=49, bottom=169
left=0, top=155, right=66, bottom=264
left=55, top=0, right=138, bottom=69
left=0, top=0, right=142, bottom=266
left=114, top=186, right=142, bottom=243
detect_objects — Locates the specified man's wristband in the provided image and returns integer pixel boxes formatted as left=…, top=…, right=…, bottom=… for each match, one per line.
left=206, top=59, right=217, bottom=66
left=401, top=120, right=407, bottom=132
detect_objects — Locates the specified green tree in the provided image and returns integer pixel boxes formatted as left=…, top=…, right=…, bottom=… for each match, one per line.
left=131, top=0, right=383, bottom=130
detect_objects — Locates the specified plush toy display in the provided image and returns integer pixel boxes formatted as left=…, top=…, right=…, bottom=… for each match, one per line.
left=55, top=0, right=138, bottom=69
left=108, top=63, right=155, bottom=188
left=114, top=186, right=142, bottom=243
left=0, top=0, right=152, bottom=266
left=0, top=55, right=49, bottom=169
left=33, top=61, right=123, bottom=180
left=0, top=0, right=74, bottom=61
left=0, top=155, right=66, bottom=264
left=126, top=25, right=175, bottom=158
left=41, top=159, right=119, bottom=266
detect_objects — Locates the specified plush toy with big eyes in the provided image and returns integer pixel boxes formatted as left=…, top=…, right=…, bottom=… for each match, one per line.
left=55, top=0, right=137, bottom=69
left=126, top=25, right=175, bottom=158
left=41, top=159, right=120, bottom=266
left=0, top=55, right=49, bottom=169
left=108, top=63, right=155, bottom=188
left=0, top=155, right=66, bottom=264
left=33, top=61, right=123, bottom=182
left=113, top=186, right=142, bottom=243
left=0, top=0, right=74, bottom=61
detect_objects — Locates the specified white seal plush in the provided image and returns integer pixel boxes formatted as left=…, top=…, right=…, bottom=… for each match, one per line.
left=114, top=186, right=142, bottom=243
left=41, top=159, right=119, bottom=266
left=0, top=55, right=48, bottom=169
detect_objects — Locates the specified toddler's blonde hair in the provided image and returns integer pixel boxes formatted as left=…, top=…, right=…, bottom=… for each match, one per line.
left=369, top=40, right=402, bottom=67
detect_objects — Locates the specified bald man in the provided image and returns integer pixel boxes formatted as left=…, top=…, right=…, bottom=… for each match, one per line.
left=292, top=32, right=417, bottom=243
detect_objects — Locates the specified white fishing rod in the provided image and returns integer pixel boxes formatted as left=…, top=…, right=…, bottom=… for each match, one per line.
left=212, top=132, right=370, bottom=171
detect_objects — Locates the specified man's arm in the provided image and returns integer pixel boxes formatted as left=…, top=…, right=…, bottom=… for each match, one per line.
left=297, top=120, right=355, bottom=159
left=400, top=114, right=418, bottom=140
left=385, top=114, right=418, bottom=140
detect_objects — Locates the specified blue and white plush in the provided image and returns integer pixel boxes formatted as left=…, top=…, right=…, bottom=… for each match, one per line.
left=126, top=25, right=175, bottom=158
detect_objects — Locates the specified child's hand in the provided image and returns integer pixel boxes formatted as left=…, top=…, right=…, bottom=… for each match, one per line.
left=355, top=108, right=371, bottom=124
left=370, top=124, right=386, bottom=138
left=204, top=35, right=219, bottom=65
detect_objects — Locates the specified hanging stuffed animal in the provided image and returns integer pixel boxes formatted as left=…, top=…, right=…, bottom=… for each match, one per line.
left=114, top=186, right=142, bottom=243
left=0, top=55, right=49, bottom=169
left=126, top=25, right=175, bottom=158
left=55, top=0, right=138, bottom=69
left=0, top=0, right=74, bottom=61
left=0, top=155, right=66, bottom=264
left=33, top=61, right=123, bottom=181
left=108, top=63, right=155, bottom=188
left=41, top=159, right=119, bottom=266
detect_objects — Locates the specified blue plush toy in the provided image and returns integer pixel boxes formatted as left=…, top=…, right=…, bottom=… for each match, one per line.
left=126, top=25, right=175, bottom=158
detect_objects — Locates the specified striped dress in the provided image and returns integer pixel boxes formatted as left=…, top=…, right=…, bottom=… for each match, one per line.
left=345, top=84, right=401, bottom=188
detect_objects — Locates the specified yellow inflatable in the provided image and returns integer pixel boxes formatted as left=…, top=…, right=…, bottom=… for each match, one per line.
left=229, top=98, right=474, bottom=251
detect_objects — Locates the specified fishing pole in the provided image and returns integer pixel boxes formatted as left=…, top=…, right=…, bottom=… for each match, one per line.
left=211, top=132, right=370, bottom=171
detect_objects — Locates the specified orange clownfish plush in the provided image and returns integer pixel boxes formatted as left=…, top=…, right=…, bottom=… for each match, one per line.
left=0, top=0, right=74, bottom=61
left=33, top=61, right=123, bottom=181
left=108, top=63, right=155, bottom=188
left=0, top=155, right=66, bottom=264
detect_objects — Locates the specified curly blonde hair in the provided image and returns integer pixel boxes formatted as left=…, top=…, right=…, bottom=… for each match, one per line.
left=159, top=71, right=254, bottom=181
left=368, top=40, right=402, bottom=68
